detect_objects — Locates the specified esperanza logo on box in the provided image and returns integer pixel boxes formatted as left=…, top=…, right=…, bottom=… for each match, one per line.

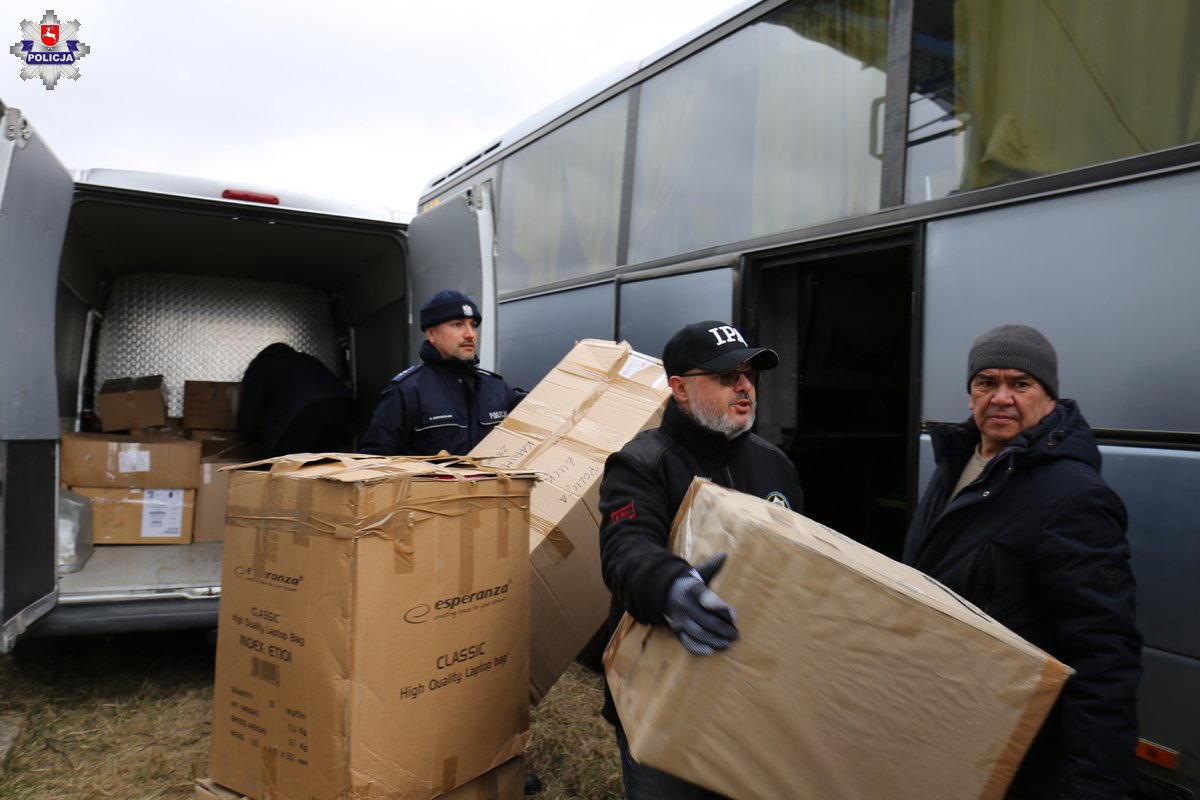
left=9, top=10, right=90, bottom=90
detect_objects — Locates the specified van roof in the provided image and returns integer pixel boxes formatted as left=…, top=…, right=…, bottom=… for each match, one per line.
left=72, top=168, right=408, bottom=224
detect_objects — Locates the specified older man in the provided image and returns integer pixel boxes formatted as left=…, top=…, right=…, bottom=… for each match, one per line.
left=903, top=324, right=1141, bottom=798
left=598, top=320, right=803, bottom=799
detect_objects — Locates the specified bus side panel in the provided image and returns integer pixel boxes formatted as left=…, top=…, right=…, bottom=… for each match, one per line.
left=921, top=169, right=1200, bottom=435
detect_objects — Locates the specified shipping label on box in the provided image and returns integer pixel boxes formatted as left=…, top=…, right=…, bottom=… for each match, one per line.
left=605, top=479, right=1072, bottom=800
left=184, top=381, right=241, bottom=431
left=468, top=339, right=669, bottom=703
left=210, top=454, right=536, bottom=800
left=61, top=433, right=201, bottom=489
left=97, top=375, right=167, bottom=432
left=73, top=487, right=195, bottom=545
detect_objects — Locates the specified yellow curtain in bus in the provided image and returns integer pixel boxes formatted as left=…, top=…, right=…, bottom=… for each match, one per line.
left=751, top=0, right=888, bottom=234
left=957, top=0, right=1200, bottom=189
left=562, top=99, right=625, bottom=275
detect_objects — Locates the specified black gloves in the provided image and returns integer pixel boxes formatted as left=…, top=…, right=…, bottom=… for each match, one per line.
left=663, top=551, right=738, bottom=656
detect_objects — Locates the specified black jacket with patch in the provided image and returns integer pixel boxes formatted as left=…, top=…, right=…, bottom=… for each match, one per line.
left=597, top=398, right=802, bottom=724
left=358, top=340, right=523, bottom=456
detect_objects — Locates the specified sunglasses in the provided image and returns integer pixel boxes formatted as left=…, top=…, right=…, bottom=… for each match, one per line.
left=681, top=367, right=759, bottom=387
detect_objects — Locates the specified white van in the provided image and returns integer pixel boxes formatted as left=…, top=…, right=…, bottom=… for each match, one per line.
left=0, top=101, right=493, bottom=650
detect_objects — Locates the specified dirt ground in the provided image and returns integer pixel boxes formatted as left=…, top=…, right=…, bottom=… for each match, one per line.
left=0, top=629, right=622, bottom=800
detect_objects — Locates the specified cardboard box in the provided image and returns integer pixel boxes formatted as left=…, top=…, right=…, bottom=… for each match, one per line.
left=73, top=487, right=195, bottom=545
left=60, top=433, right=201, bottom=489
left=195, top=757, right=526, bottom=800
left=193, top=459, right=242, bottom=543
left=184, top=381, right=241, bottom=431
left=210, top=454, right=536, bottom=800
left=468, top=339, right=670, bottom=703
left=132, top=417, right=186, bottom=440
left=97, top=375, right=167, bottom=432
left=605, top=480, right=1072, bottom=800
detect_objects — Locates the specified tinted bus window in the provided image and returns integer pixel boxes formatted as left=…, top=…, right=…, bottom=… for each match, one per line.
left=497, top=283, right=615, bottom=389
left=496, top=96, right=628, bottom=292
left=628, top=0, right=888, bottom=265
left=907, top=0, right=1200, bottom=202
left=617, top=268, right=733, bottom=358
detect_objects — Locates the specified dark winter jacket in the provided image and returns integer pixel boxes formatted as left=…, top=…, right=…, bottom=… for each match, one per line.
left=358, top=340, right=523, bottom=456
left=903, top=399, right=1141, bottom=799
left=597, top=398, right=803, bottom=724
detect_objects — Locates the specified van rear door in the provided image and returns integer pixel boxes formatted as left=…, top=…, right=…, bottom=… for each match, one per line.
left=406, top=181, right=497, bottom=369
left=0, top=104, right=74, bottom=651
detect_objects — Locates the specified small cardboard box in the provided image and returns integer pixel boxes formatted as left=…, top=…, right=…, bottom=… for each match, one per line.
left=184, top=381, right=241, bottom=431
left=73, top=487, right=195, bottom=545
left=209, top=454, right=536, bottom=800
left=469, top=339, right=670, bottom=703
left=60, top=433, right=201, bottom=490
left=193, top=459, right=242, bottom=543
left=195, top=757, right=526, bottom=800
left=605, top=480, right=1072, bottom=800
left=97, top=375, right=167, bottom=432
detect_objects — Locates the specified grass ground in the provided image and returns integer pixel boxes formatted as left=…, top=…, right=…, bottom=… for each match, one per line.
left=0, top=630, right=622, bottom=799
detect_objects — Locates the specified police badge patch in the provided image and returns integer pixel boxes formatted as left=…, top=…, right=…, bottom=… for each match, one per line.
left=765, top=491, right=791, bottom=509
left=10, top=10, right=90, bottom=90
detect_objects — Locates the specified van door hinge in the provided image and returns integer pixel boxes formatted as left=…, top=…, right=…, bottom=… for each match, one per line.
left=3, top=108, right=32, bottom=150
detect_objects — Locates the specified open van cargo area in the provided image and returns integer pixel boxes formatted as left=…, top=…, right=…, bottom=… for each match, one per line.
left=39, top=184, right=410, bottom=636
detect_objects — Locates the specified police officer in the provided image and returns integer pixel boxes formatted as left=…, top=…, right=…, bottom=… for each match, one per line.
left=358, top=289, right=524, bottom=456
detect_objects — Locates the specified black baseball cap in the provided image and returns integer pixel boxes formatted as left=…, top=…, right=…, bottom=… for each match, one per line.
left=662, top=320, right=779, bottom=377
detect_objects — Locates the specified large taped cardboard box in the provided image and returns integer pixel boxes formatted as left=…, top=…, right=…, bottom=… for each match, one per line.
left=605, top=479, right=1073, bottom=800
left=184, top=380, right=240, bottom=431
left=73, top=487, right=195, bottom=545
left=61, top=433, right=201, bottom=489
left=195, top=757, right=526, bottom=800
left=210, top=454, right=536, bottom=800
left=97, top=375, right=167, bottom=432
left=469, top=339, right=670, bottom=702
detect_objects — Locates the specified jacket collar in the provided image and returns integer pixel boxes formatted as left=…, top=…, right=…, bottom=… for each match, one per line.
left=931, top=398, right=1100, bottom=472
left=659, top=398, right=750, bottom=460
left=419, top=339, right=479, bottom=372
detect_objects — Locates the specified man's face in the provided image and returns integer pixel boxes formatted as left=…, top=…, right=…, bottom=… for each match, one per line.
left=670, top=366, right=758, bottom=438
left=426, top=318, right=478, bottom=361
left=968, top=369, right=1056, bottom=457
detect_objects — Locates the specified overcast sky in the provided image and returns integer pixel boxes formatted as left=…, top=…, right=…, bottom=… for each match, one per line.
left=2, top=1, right=741, bottom=216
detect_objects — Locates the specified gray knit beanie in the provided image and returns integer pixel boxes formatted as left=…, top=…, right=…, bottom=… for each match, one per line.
left=967, top=324, right=1058, bottom=398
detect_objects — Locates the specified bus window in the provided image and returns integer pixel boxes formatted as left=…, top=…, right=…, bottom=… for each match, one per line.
left=495, top=96, right=628, bottom=292
left=497, top=283, right=615, bottom=390
left=617, top=267, right=733, bottom=358
left=627, top=0, right=888, bottom=265
left=907, top=0, right=1200, bottom=201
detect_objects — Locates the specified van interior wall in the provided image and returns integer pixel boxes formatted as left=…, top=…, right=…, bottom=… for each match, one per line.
left=755, top=248, right=913, bottom=559
left=54, top=197, right=408, bottom=446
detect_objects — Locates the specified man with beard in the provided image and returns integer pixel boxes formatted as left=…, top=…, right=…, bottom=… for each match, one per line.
left=597, top=320, right=803, bottom=799
left=903, top=324, right=1140, bottom=798
left=358, top=289, right=524, bottom=456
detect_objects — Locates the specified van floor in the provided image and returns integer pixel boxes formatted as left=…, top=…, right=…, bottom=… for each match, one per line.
left=58, top=543, right=222, bottom=597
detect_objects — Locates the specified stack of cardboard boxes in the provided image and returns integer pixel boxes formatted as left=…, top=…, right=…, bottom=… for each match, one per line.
left=468, top=339, right=671, bottom=701
left=62, top=376, right=248, bottom=547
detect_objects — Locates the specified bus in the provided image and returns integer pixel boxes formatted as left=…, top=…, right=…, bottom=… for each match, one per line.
left=407, top=1, right=1200, bottom=796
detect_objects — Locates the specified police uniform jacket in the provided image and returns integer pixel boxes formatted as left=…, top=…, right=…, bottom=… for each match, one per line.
left=903, top=399, right=1141, bottom=798
left=597, top=398, right=803, bottom=724
left=358, top=340, right=523, bottom=456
